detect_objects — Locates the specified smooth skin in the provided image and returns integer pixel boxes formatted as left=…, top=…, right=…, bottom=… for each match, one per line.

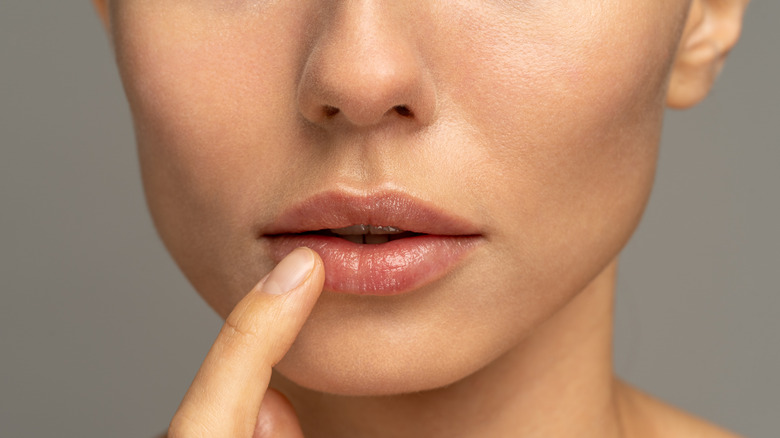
left=92, top=0, right=748, bottom=437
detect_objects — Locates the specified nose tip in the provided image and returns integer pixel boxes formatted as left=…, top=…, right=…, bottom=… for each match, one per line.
left=297, top=57, right=435, bottom=127
left=296, top=6, right=436, bottom=129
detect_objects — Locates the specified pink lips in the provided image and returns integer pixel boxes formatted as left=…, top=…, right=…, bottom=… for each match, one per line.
left=262, top=191, right=482, bottom=295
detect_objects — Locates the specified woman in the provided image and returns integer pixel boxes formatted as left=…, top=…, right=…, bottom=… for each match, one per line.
left=92, top=0, right=749, bottom=436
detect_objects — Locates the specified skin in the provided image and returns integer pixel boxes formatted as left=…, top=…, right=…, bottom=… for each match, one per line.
left=92, top=0, right=749, bottom=436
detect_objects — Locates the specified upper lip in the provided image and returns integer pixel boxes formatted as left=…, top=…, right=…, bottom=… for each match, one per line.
left=261, top=190, right=481, bottom=236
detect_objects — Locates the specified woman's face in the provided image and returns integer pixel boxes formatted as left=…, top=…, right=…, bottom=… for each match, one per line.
left=108, top=0, right=690, bottom=395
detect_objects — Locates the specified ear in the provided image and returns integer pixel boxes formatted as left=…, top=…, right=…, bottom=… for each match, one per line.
left=92, top=0, right=111, bottom=32
left=666, top=0, right=749, bottom=109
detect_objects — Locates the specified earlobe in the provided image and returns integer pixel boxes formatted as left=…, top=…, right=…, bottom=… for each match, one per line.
left=92, top=0, right=111, bottom=32
left=666, top=0, right=748, bottom=109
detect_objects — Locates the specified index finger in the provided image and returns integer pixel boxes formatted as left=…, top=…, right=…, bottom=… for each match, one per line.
left=168, top=248, right=324, bottom=437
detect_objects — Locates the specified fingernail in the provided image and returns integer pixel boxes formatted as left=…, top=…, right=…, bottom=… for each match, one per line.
left=263, top=248, right=315, bottom=295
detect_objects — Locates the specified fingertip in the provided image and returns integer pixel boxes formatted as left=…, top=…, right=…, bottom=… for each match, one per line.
left=303, top=247, right=325, bottom=288
left=297, top=246, right=325, bottom=272
left=262, top=248, right=317, bottom=296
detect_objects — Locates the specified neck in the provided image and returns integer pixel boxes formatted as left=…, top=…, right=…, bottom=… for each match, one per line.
left=272, top=260, right=626, bottom=438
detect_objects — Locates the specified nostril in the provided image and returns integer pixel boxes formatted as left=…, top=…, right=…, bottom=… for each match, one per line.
left=394, top=105, right=413, bottom=118
left=317, top=104, right=414, bottom=122
left=323, top=105, right=340, bottom=117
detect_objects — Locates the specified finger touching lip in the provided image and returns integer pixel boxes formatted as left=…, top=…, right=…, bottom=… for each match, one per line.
left=260, top=190, right=483, bottom=295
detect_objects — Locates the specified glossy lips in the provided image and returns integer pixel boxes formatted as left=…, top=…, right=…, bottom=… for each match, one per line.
left=262, top=192, right=482, bottom=295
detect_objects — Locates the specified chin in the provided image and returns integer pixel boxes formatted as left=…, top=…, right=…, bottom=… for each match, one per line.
left=270, top=303, right=511, bottom=397
left=273, top=349, right=478, bottom=397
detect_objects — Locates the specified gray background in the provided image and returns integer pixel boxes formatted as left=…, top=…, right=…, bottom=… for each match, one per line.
left=1, top=2, right=777, bottom=437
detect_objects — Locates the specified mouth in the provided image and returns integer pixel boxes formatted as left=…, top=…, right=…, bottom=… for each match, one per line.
left=261, top=191, right=483, bottom=295
left=297, top=225, right=421, bottom=245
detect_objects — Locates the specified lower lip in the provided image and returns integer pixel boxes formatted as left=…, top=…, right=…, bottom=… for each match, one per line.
left=266, top=234, right=481, bottom=295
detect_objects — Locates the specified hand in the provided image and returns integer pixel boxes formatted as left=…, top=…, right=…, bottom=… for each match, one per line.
left=167, top=248, right=324, bottom=437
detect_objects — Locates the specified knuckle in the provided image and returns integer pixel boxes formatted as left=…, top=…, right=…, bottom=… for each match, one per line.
left=216, top=296, right=284, bottom=364
left=223, top=307, right=263, bottom=344
left=222, top=301, right=282, bottom=348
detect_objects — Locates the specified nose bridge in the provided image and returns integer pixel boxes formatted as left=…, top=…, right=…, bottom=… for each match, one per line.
left=297, top=1, right=436, bottom=129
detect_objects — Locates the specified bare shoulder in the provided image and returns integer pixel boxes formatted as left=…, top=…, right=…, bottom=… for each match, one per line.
left=615, top=380, right=742, bottom=438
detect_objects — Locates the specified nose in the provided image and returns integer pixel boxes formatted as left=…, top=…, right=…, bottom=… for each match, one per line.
left=297, top=2, right=436, bottom=129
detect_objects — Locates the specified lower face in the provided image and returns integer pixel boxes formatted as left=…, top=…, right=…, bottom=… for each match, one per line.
left=110, top=0, right=690, bottom=395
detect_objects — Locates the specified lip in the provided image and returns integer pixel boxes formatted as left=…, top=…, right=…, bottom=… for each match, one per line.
left=261, top=191, right=483, bottom=295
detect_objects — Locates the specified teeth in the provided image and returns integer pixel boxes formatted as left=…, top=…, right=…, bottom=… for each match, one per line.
left=330, top=225, right=369, bottom=235
left=326, top=225, right=402, bottom=244
left=340, top=234, right=391, bottom=244
left=329, top=225, right=404, bottom=235
left=371, top=225, right=404, bottom=234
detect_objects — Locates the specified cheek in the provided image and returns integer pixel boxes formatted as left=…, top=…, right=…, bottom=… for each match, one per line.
left=112, top=3, right=311, bottom=312
left=434, top=2, right=681, bottom=297
left=116, top=4, right=294, bottom=197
